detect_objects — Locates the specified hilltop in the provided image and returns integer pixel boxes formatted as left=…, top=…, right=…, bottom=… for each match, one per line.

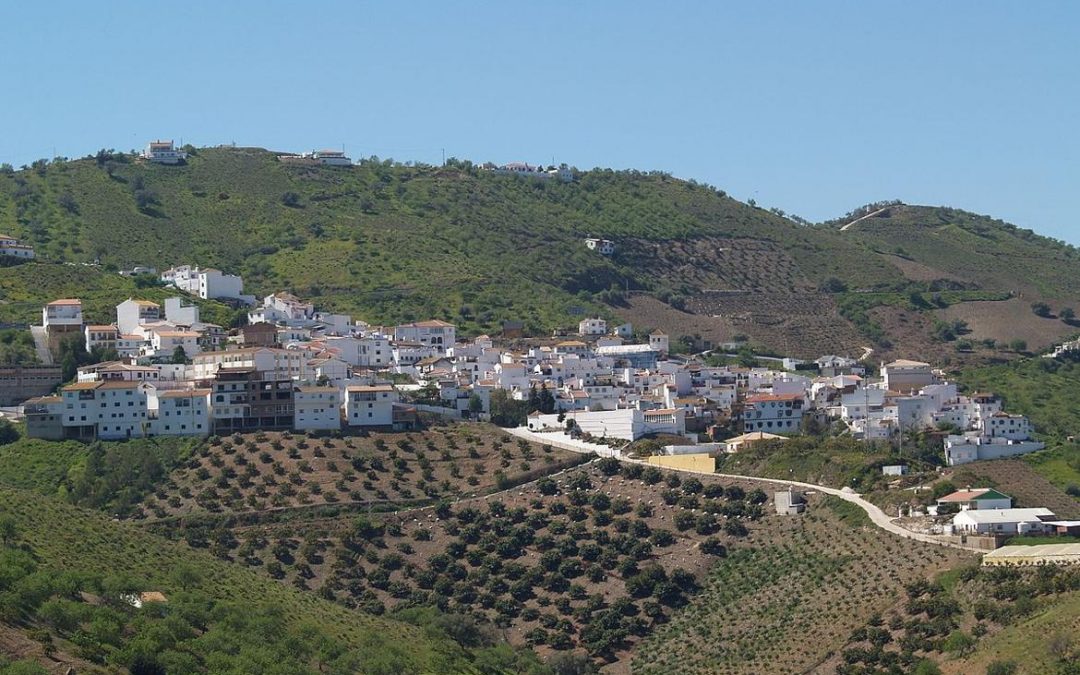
left=1, top=148, right=1078, bottom=359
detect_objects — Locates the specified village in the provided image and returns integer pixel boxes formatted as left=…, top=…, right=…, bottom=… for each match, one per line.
left=5, top=244, right=1075, bottom=562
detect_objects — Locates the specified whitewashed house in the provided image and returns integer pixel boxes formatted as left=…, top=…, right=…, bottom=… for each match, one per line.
left=584, top=237, right=615, bottom=255
left=293, top=386, right=342, bottom=431
left=116, top=299, right=161, bottom=335
left=142, top=140, right=186, bottom=164
left=578, top=318, right=607, bottom=336
left=0, top=234, right=35, bottom=259
left=149, top=389, right=211, bottom=436
left=43, top=299, right=83, bottom=330
left=952, top=508, right=1056, bottom=536
left=394, top=320, right=456, bottom=351
left=344, top=384, right=397, bottom=427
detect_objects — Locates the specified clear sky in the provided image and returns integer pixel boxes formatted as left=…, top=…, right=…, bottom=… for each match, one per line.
left=1, top=1, right=1077, bottom=241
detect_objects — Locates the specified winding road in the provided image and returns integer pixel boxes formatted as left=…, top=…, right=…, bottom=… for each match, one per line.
left=507, top=427, right=983, bottom=552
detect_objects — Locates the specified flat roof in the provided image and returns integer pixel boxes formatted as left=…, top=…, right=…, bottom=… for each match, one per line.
left=158, top=389, right=211, bottom=398
left=984, top=543, right=1080, bottom=559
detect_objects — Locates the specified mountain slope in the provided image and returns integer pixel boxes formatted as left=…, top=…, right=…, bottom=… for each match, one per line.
left=1, top=149, right=1077, bottom=358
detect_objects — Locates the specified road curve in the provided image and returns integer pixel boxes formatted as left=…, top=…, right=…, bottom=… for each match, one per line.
left=506, top=427, right=982, bottom=553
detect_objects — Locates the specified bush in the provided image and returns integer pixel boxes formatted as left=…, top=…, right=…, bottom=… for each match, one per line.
left=985, top=661, right=1017, bottom=675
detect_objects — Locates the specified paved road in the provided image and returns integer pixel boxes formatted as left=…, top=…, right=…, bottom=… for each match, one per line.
left=29, top=325, right=53, bottom=365
left=507, top=427, right=982, bottom=552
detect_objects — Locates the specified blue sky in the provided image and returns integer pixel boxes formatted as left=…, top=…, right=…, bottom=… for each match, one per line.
left=1, top=1, right=1077, bottom=241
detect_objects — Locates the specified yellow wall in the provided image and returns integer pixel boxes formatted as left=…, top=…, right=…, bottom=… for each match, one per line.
left=645, top=453, right=716, bottom=473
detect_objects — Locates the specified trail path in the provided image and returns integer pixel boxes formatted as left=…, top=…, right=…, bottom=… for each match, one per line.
left=506, top=427, right=983, bottom=552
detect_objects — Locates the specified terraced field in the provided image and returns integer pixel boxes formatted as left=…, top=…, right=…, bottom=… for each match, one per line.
left=949, top=459, right=1080, bottom=519
left=632, top=497, right=973, bottom=674
left=137, top=423, right=582, bottom=520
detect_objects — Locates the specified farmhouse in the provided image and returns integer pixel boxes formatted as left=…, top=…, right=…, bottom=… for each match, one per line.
left=0, top=234, right=34, bottom=259
left=880, top=359, right=935, bottom=393
left=584, top=237, right=615, bottom=255
left=578, top=318, right=607, bottom=336
left=741, top=393, right=806, bottom=434
left=951, top=507, right=1056, bottom=536
left=723, top=431, right=786, bottom=453
left=344, top=384, right=398, bottom=428
left=293, top=385, right=342, bottom=431
left=142, top=140, right=186, bottom=164
left=936, top=488, right=1012, bottom=511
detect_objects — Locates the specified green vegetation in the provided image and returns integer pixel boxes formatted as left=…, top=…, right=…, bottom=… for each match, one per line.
left=959, top=354, right=1080, bottom=495
left=0, top=262, right=241, bottom=328
left=633, top=498, right=972, bottom=674
left=0, top=328, right=37, bottom=364
left=823, top=495, right=872, bottom=528
left=0, top=431, right=198, bottom=516
left=0, top=487, right=487, bottom=674
left=8, top=148, right=1074, bottom=344
left=839, top=564, right=1080, bottom=675
left=719, top=435, right=942, bottom=491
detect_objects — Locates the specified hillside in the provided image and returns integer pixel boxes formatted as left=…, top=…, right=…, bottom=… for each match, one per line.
left=0, top=486, right=487, bottom=674
left=1, top=149, right=1079, bottom=358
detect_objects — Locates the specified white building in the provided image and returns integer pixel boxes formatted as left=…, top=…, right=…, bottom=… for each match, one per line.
left=60, top=380, right=152, bottom=439
left=944, top=434, right=1046, bottom=466
left=0, top=234, right=35, bottom=259
left=985, top=413, right=1034, bottom=440
left=161, top=265, right=253, bottom=304
left=312, top=149, right=352, bottom=166
left=191, top=347, right=305, bottom=382
left=164, top=297, right=200, bottom=326
left=249, top=292, right=314, bottom=325
left=952, top=508, right=1056, bottom=536
left=149, top=389, right=211, bottom=437
left=526, top=407, right=686, bottom=441
left=344, top=384, right=397, bottom=427
left=85, top=325, right=119, bottom=355
left=936, top=488, right=1013, bottom=511
left=43, top=299, right=83, bottom=330
left=322, top=335, right=392, bottom=369
left=394, top=320, right=456, bottom=351
left=649, top=331, right=669, bottom=355
left=741, top=393, right=806, bottom=434
left=142, top=140, right=186, bottom=164
left=116, top=299, right=161, bottom=335
left=293, top=386, right=342, bottom=431
left=881, top=359, right=935, bottom=393
left=491, top=162, right=573, bottom=182
left=584, top=237, right=615, bottom=255
left=578, top=318, right=607, bottom=336
left=149, top=329, right=201, bottom=359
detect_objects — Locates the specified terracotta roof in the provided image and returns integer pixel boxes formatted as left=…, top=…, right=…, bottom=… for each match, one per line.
left=154, top=331, right=200, bottom=338
left=47, top=298, right=82, bottom=306
left=86, top=325, right=118, bottom=331
left=885, top=359, right=930, bottom=368
left=745, top=393, right=804, bottom=403
left=346, top=384, right=395, bottom=392
left=158, top=389, right=211, bottom=399
left=24, top=395, right=62, bottom=405
left=401, top=319, right=455, bottom=328
left=937, top=486, right=1010, bottom=503
left=99, top=380, right=145, bottom=390
left=295, top=385, right=339, bottom=394
left=62, top=381, right=102, bottom=391
left=127, top=299, right=160, bottom=307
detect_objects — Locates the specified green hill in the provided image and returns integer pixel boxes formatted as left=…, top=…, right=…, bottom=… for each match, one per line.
left=0, top=486, right=482, bottom=674
left=1, top=149, right=1078, bottom=357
